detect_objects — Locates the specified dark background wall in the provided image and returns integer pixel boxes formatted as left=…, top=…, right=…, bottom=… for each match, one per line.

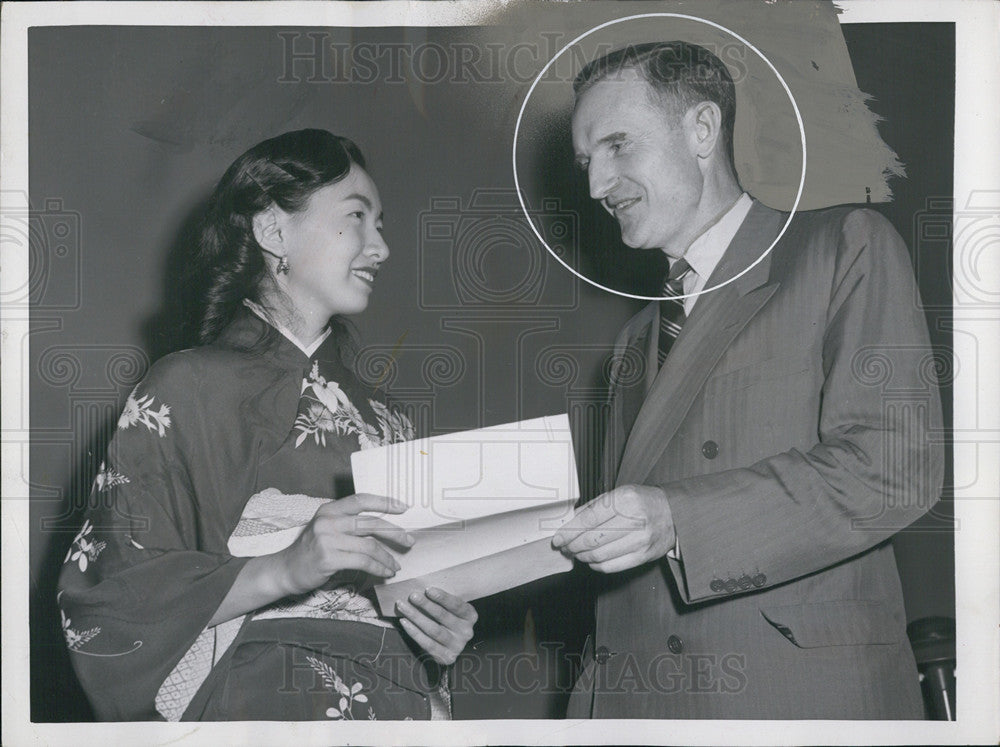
left=28, top=22, right=954, bottom=720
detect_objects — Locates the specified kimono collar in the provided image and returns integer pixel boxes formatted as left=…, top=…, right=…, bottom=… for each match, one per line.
left=215, top=308, right=345, bottom=374
left=242, top=299, right=332, bottom=357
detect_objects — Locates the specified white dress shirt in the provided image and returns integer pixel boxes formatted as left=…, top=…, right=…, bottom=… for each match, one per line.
left=677, top=192, right=753, bottom=314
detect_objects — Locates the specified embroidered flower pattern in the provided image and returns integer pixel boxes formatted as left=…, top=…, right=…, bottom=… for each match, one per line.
left=370, top=400, right=416, bottom=444
left=64, top=519, right=106, bottom=573
left=253, top=583, right=389, bottom=627
left=306, top=656, right=374, bottom=720
left=94, top=461, right=130, bottom=492
left=61, top=609, right=101, bottom=651
left=294, top=362, right=413, bottom=450
left=118, top=389, right=171, bottom=436
left=294, top=402, right=340, bottom=448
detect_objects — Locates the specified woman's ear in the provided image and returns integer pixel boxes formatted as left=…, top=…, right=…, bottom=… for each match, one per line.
left=252, top=208, right=284, bottom=255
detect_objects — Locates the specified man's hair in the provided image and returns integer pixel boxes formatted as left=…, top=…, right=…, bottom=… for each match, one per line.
left=574, top=41, right=737, bottom=168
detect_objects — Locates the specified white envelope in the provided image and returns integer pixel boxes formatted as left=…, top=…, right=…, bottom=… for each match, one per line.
left=350, top=414, right=580, bottom=614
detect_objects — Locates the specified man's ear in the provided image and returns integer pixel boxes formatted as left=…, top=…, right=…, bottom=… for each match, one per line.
left=252, top=207, right=284, bottom=255
left=690, top=101, right=723, bottom=160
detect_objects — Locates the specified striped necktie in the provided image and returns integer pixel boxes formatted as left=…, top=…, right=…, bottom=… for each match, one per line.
left=657, top=259, right=692, bottom=367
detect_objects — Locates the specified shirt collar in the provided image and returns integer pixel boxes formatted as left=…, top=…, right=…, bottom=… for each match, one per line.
left=242, top=299, right=332, bottom=358
left=681, top=192, right=753, bottom=281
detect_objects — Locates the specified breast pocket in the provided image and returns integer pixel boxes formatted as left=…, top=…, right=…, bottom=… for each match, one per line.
left=702, top=354, right=813, bottom=396
left=698, top=354, right=817, bottom=462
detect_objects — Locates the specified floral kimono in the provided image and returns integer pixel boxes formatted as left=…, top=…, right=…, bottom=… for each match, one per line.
left=56, top=310, right=449, bottom=721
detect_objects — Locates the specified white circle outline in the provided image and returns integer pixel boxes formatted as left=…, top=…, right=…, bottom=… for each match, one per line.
left=512, top=13, right=807, bottom=302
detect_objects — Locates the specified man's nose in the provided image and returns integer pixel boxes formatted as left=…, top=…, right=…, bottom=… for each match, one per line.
left=588, top=161, right=618, bottom=201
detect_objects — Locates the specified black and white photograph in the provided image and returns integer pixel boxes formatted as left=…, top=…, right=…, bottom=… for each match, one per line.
left=2, top=1, right=997, bottom=744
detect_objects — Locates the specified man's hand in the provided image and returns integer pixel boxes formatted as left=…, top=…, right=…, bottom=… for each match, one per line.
left=551, top=485, right=676, bottom=573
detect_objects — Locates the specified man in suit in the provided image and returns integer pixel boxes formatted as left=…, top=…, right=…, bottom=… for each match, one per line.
left=552, top=41, right=943, bottom=719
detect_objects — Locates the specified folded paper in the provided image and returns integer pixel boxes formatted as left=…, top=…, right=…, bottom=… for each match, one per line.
left=351, top=414, right=579, bottom=614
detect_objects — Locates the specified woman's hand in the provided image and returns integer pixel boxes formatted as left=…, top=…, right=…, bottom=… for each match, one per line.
left=210, top=493, right=411, bottom=626
left=395, top=587, right=477, bottom=665
left=277, top=493, right=414, bottom=597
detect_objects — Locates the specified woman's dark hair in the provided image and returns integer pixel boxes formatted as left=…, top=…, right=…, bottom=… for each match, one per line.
left=193, top=129, right=366, bottom=346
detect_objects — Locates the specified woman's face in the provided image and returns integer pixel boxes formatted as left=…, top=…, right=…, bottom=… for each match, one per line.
left=275, top=164, right=389, bottom=322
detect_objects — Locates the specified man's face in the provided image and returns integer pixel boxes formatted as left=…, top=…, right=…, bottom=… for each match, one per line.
left=572, top=69, right=704, bottom=258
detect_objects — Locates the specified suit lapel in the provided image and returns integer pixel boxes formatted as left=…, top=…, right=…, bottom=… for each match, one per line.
left=602, top=304, right=655, bottom=491
left=615, top=202, right=786, bottom=486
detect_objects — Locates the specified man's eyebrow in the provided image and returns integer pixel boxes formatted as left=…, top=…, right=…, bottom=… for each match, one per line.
left=597, top=131, right=627, bottom=146
left=575, top=131, right=627, bottom=166
left=575, top=131, right=627, bottom=159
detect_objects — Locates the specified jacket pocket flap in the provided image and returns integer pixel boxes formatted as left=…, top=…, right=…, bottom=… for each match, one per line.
left=759, top=600, right=901, bottom=648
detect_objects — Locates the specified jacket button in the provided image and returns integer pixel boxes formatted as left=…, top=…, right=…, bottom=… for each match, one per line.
left=701, top=440, right=719, bottom=459
left=752, top=573, right=767, bottom=588
left=710, top=579, right=725, bottom=592
left=667, top=635, right=683, bottom=654
left=724, top=578, right=738, bottom=593
left=594, top=645, right=613, bottom=664
left=738, top=574, right=753, bottom=590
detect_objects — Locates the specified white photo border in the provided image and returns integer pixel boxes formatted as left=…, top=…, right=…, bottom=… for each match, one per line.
left=2, top=1, right=997, bottom=745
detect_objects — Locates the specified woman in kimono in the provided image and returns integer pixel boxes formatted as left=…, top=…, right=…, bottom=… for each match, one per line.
left=57, top=129, right=477, bottom=721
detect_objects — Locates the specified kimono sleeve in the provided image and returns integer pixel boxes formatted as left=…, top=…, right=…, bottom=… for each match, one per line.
left=56, top=353, right=250, bottom=720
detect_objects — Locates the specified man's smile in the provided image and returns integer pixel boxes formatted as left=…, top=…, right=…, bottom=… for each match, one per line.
left=607, top=195, right=642, bottom=215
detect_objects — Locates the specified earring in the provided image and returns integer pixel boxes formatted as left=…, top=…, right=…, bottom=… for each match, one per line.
left=277, top=256, right=290, bottom=275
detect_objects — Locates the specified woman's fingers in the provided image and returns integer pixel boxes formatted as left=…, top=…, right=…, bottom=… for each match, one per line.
left=346, top=514, right=414, bottom=549
left=422, top=587, right=478, bottom=623
left=396, top=600, right=455, bottom=665
left=280, top=499, right=413, bottom=594
left=397, top=617, right=452, bottom=664
left=332, top=493, right=408, bottom=516
left=397, top=596, right=447, bottom=641
left=333, top=534, right=401, bottom=577
left=395, top=588, right=476, bottom=665
left=312, top=503, right=411, bottom=544
left=314, top=494, right=414, bottom=547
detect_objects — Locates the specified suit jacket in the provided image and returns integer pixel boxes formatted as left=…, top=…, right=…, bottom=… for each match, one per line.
left=568, top=202, right=944, bottom=719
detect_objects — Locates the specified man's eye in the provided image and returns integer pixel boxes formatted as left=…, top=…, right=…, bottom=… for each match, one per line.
left=350, top=211, right=364, bottom=219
